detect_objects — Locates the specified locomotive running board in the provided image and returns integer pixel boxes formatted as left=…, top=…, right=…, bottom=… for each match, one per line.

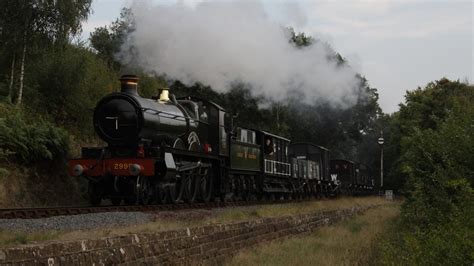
left=162, top=147, right=220, bottom=160
left=176, top=161, right=212, bottom=172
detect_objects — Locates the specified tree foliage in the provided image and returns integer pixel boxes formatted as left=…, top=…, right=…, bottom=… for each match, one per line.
left=381, top=79, right=474, bottom=264
left=0, top=0, right=92, bottom=104
left=25, top=44, right=117, bottom=132
left=89, top=8, right=133, bottom=70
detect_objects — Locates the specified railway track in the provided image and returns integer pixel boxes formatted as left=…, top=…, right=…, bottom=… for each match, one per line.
left=0, top=199, right=302, bottom=219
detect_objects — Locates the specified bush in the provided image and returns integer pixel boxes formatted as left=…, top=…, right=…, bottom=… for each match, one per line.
left=380, top=199, right=473, bottom=265
left=0, top=107, right=69, bottom=164
left=379, top=86, right=474, bottom=265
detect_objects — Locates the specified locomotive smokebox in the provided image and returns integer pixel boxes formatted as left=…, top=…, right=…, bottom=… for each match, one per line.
left=120, top=74, right=139, bottom=95
left=93, top=74, right=196, bottom=146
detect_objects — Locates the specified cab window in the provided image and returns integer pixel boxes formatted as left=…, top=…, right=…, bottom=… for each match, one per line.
left=264, top=137, right=274, bottom=155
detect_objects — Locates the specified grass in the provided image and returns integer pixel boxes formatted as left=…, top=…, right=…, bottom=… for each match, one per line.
left=227, top=201, right=400, bottom=266
left=208, top=196, right=388, bottom=224
left=0, top=230, right=61, bottom=246
left=0, top=196, right=390, bottom=248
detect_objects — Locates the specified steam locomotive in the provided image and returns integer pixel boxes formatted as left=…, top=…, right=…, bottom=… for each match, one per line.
left=68, top=75, right=374, bottom=205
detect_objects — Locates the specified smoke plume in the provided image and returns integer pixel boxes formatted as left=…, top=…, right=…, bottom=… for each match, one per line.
left=120, top=0, right=360, bottom=106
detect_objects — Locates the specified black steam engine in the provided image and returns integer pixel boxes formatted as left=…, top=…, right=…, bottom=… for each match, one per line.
left=69, top=75, right=374, bottom=205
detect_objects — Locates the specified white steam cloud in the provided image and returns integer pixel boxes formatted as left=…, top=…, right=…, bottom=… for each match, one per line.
left=120, top=0, right=360, bottom=105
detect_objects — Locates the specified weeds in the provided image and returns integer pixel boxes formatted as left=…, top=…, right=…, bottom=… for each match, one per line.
left=0, top=230, right=60, bottom=247
left=228, top=202, right=400, bottom=266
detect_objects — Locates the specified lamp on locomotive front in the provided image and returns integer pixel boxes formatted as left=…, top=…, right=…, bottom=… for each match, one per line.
left=119, top=74, right=139, bottom=95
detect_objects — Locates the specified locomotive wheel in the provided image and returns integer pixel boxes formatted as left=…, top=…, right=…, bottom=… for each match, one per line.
left=156, top=183, right=169, bottom=204
left=173, top=138, right=186, bottom=150
left=200, top=168, right=214, bottom=203
left=168, top=180, right=183, bottom=204
left=88, top=181, right=102, bottom=206
left=111, top=197, right=122, bottom=206
left=183, top=173, right=199, bottom=203
left=124, top=195, right=136, bottom=205
left=188, top=141, right=201, bottom=152
left=138, top=177, right=154, bottom=205
left=90, top=197, right=101, bottom=206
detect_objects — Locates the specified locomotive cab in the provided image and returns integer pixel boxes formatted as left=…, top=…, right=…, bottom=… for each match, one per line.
left=177, top=96, right=228, bottom=156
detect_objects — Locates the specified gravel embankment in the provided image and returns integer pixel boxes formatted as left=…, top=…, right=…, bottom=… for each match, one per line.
left=0, top=212, right=154, bottom=232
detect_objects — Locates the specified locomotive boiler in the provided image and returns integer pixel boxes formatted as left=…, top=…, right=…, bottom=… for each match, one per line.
left=93, top=75, right=197, bottom=147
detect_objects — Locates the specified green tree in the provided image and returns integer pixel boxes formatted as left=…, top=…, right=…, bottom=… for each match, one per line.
left=24, top=44, right=117, bottom=134
left=0, top=0, right=92, bottom=104
left=385, top=78, right=473, bottom=191
left=381, top=79, right=474, bottom=264
left=89, top=8, right=133, bottom=70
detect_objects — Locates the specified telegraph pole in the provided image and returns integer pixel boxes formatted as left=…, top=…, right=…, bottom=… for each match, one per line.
left=378, top=131, right=385, bottom=195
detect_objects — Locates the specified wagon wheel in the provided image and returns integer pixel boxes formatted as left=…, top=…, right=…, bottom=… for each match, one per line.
left=200, top=167, right=214, bottom=203
left=256, top=190, right=265, bottom=201
left=268, top=193, right=276, bottom=201
left=304, top=184, right=311, bottom=200
left=289, top=183, right=297, bottom=201
left=297, top=184, right=304, bottom=200
left=138, top=177, right=154, bottom=205
left=311, top=182, right=317, bottom=199
left=241, top=177, right=252, bottom=201
left=305, top=183, right=311, bottom=199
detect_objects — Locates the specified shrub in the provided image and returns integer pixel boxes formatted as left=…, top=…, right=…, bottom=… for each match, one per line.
left=380, top=95, right=474, bottom=265
left=0, top=108, right=69, bottom=164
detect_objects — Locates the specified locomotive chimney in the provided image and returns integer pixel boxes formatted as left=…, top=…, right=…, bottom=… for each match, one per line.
left=119, top=74, right=139, bottom=95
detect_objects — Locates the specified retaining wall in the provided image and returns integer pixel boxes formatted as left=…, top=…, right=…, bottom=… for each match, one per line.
left=0, top=205, right=375, bottom=265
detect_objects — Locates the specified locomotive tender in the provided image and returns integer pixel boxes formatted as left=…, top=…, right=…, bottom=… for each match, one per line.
left=69, top=75, right=374, bottom=205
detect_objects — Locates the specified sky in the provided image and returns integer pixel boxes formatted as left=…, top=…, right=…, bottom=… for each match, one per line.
left=81, top=0, right=473, bottom=114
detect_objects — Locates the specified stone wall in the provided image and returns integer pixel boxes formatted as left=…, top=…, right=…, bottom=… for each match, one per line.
left=0, top=206, right=375, bottom=265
